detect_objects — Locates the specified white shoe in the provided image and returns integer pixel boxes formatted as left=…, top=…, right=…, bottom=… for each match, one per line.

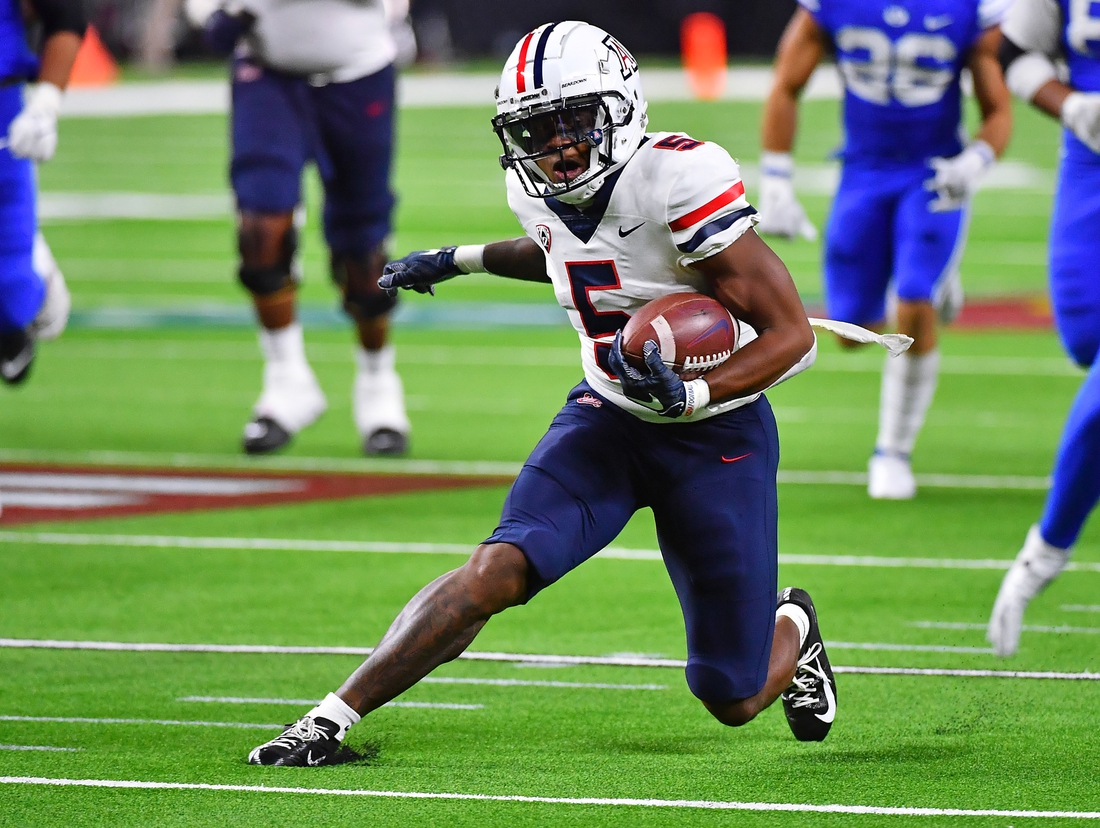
left=244, top=324, right=327, bottom=454
left=867, top=452, right=916, bottom=500
left=987, top=525, right=1071, bottom=657
left=29, top=233, right=70, bottom=341
left=353, top=345, right=410, bottom=456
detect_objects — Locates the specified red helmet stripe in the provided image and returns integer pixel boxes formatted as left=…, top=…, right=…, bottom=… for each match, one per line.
left=668, top=181, right=745, bottom=232
left=515, top=30, right=537, bottom=93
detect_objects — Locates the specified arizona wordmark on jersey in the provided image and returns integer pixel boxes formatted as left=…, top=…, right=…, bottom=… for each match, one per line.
left=507, top=132, right=762, bottom=423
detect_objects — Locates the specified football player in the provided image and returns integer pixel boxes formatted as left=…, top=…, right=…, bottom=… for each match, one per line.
left=248, top=22, right=847, bottom=766
left=987, top=0, right=1100, bottom=656
left=0, top=0, right=80, bottom=385
left=185, top=0, right=412, bottom=456
left=759, top=0, right=1013, bottom=499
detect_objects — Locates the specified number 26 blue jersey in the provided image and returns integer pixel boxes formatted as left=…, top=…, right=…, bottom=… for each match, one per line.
left=799, top=0, right=1010, bottom=163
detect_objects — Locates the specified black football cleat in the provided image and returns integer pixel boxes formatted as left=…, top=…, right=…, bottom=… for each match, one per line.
left=248, top=715, right=342, bottom=766
left=778, top=587, right=837, bottom=742
left=363, top=427, right=408, bottom=456
left=242, top=416, right=292, bottom=455
left=0, top=330, right=35, bottom=385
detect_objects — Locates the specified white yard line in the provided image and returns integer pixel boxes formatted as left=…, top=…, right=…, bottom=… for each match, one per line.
left=6, top=531, right=1099, bottom=571
left=0, top=447, right=1059, bottom=489
left=0, top=745, right=80, bottom=752
left=3, top=638, right=1099, bottom=678
left=0, top=715, right=277, bottom=729
left=914, top=621, right=1100, bottom=635
left=0, top=776, right=1097, bottom=818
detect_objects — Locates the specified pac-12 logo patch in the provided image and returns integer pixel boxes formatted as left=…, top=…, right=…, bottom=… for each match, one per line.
left=536, top=224, right=552, bottom=253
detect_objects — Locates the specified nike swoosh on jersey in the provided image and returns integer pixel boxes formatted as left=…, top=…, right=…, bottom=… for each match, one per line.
left=618, top=222, right=645, bottom=237
left=815, top=678, right=837, bottom=724
left=924, top=14, right=952, bottom=30
left=721, top=453, right=752, bottom=463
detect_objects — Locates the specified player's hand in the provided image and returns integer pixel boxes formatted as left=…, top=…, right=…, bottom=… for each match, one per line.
left=755, top=152, right=817, bottom=241
left=1061, top=92, right=1100, bottom=154
left=379, top=247, right=461, bottom=296
left=925, top=140, right=995, bottom=212
left=7, top=82, right=61, bottom=162
left=608, top=331, right=689, bottom=418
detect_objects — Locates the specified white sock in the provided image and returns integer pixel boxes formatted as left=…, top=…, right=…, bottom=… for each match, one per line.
left=875, top=349, right=941, bottom=456
left=259, top=322, right=309, bottom=368
left=307, top=692, right=360, bottom=740
left=776, top=603, right=810, bottom=648
left=356, top=343, right=396, bottom=375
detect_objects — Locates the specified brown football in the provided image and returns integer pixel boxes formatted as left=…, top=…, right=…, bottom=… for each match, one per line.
left=621, top=293, right=739, bottom=380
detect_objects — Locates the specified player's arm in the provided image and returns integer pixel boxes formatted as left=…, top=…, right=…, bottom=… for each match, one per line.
left=998, top=0, right=1100, bottom=152
left=379, top=238, right=549, bottom=296
left=757, top=8, right=826, bottom=240
left=7, top=0, right=86, bottom=161
left=691, top=230, right=816, bottom=400
left=925, top=26, right=1012, bottom=211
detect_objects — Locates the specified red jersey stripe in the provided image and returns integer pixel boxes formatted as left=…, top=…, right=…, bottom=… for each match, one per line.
left=515, top=31, right=537, bottom=93
left=668, top=181, right=746, bottom=232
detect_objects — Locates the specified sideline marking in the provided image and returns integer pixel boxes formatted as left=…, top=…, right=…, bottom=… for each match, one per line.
left=4, top=531, right=1098, bottom=571
left=0, top=745, right=80, bottom=752
left=1, top=776, right=1097, bottom=818
left=0, top=448, right=1054, bottom=489
left=3, top=639, right=1099, bottom=679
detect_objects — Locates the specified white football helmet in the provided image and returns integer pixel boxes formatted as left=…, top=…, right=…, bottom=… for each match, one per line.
left=492, top=21, right=648, bottom=204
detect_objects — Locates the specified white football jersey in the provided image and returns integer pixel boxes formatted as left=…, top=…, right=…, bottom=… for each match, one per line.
left=507, top=132, right=763, bottom=424
left=240, top=0, right=397, bottom=80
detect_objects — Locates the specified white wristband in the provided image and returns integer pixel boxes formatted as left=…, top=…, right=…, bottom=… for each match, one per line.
left=29, top=82, right=63, bottom=116
left=452, top=244, right=485, bottom=274
left=1005, top=51, right=1058, bottom=103
left=683, top=378, right=711, bottom=417
left=760, top=150, right=794, bottom=178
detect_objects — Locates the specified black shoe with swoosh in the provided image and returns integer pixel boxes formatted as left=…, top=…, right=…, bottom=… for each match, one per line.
left=778, top=587, right=837, bottom=741
left=618, top=222, right=645, bottom=238
left=248, top=715, right=342, bottom=766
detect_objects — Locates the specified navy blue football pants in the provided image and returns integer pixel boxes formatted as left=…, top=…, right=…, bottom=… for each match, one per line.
left=486, top=382, right=781, bottom=704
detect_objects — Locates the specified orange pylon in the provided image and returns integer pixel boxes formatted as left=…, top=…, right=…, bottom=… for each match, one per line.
left=68, top=25, right=119, bottom=87
left=681, top=13, right=727, bottom=100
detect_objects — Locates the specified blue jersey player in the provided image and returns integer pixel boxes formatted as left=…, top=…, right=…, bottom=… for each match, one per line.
left=247, top=22, right=853, bottom=766
left=759, top=0, right=1012, bottom=499
left=0, top=0, right=81, bottom=385
left=987, top=0, right=1100, bottom=656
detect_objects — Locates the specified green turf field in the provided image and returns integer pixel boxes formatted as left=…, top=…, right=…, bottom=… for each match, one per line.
left=1, top=75, right=1098, bottom=826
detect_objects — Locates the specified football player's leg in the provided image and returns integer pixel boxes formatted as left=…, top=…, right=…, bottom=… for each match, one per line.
left=822, top=165, right=895, bottom=346
left=989, top=165, right=1100, bottom=656
left=231, top=65, right=325, bottom=453
left=0, top=139, right=45, bottom=385
left=249, top=384, right=639, bottom=765
left=867, top=177, right=964, bottom=499
left=651, top=395, right=835, bottom=738
left=315, top=67, right=408, bottom=456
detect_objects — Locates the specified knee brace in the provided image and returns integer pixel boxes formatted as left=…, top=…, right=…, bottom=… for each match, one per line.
left=237, top=212, right=299, bottom=297
left=331, top=248, right=397, bottom=320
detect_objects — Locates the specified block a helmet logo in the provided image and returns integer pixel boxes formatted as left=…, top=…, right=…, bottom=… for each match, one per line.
left=536, top=224, right=552, bottom=253
left=602, top=34, right=638, bottom=80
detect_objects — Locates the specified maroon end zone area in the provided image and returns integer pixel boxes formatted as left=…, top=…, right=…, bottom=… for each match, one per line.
left=0, top=463, right=514, bottom=526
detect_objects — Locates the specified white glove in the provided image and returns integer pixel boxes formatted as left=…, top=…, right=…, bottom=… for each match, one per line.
left=925, top=140, right=995, bottom=212
left=7, top=82, right=62, bottom=162
left=755, top=152, right=817, bottom=241
left=1061, top=91, right=1100, bottom=154
left=184, top=0, right=222, bottom=27
left=987, top=524, right=1071, bottom=657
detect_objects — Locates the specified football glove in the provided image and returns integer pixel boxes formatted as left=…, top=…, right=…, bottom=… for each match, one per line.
left=755, top=152, right=817, bottom=241
left=608, top=331, right=709, bottom=419
left=1061, top=92, right=1100, bottom=154
left=925, top=140, right=995, bottom=212
left=7, top=82, right=62, bottom=162
left=379, top=247, right=461, bottom=297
